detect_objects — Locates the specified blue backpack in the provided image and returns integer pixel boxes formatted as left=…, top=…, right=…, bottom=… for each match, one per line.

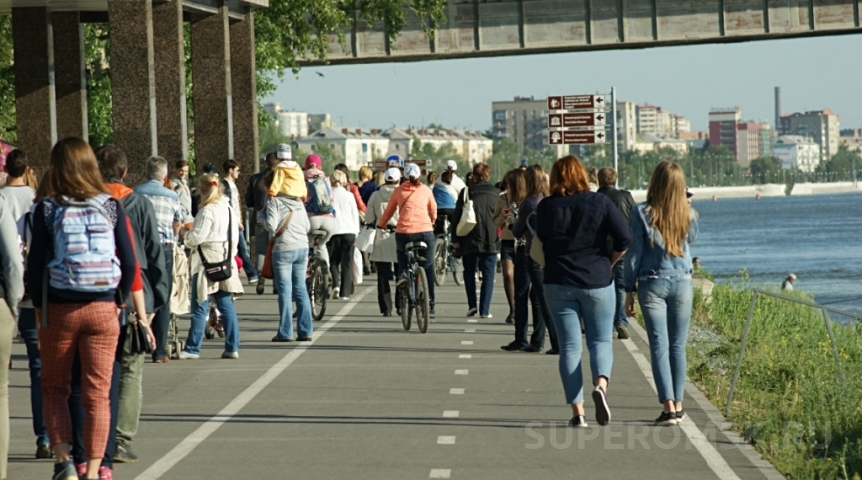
left=47, top=194, right=121, bottom=293
left=305, top=175, right=334, bottom=215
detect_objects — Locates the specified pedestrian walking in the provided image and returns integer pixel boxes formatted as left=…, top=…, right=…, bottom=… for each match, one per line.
left=492, top=170, right=517, bottom=323
left=624, top=161, right=698, bottom=426
left=222, top=160, right=260, bottom=285
left=365, top=168, right=401, bottom=316
left=452, top=163, right=500, bottom=319
left=536, top=155, right=631, bottom=428
left=328, top=170, right=360, bottom=300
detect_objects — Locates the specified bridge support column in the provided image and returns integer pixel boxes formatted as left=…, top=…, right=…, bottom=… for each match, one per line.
left=230, top=8, right=259, bottom=173
left=191, top=0, right=234, bottom=168
left=153, top=0, right=189, bottom=165
left=53, top=12, right=88, bottom=141
left=109, top=0, right=158, bottom=185
left=12, top=7, right=56, bottom=171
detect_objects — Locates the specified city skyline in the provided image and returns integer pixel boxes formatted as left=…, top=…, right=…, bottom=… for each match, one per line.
left=264, top=33, right=862, bottom=134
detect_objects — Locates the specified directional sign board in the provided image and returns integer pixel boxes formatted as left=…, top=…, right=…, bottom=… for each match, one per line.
left=548, top=112, right=607, bottom=129
left=547, top=95, right=605, bottom=111
left=548, top=130, right=607, bottom=145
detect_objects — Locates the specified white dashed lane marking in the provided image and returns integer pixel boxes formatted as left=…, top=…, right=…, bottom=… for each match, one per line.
left=449, top=388, right=465, bottom=395
left=461, top=341, right=473, bottom=345
left=437, top=436, right=457, bottom=445
left=459, top=354, right=471, bottom=359
left=442, top=411, right=460, bottom=418
left=454, top=369, right=468, bottom=375
left=430, top=469, right=451, bottom=479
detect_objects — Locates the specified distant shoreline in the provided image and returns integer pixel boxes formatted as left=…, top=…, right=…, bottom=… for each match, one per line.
left=630, top=181, right=861, bottom=202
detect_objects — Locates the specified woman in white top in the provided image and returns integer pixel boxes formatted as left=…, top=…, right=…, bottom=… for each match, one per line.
left=327, top=170, right=360, bottom=300
left=179, top=173, right=243, bottom=360
left=364, top=168, right=401, bottom=316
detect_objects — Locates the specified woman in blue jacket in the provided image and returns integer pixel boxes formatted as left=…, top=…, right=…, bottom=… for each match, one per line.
left=624, top=161, right=698, bottom=426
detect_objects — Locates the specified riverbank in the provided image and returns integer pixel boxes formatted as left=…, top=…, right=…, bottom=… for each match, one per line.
left=677, top=278, right=862, bottom=479
left=630, top=181, right=861, bottom=202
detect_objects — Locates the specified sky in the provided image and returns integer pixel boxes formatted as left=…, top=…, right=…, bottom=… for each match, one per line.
left=264, top=33, right=862, bottom=134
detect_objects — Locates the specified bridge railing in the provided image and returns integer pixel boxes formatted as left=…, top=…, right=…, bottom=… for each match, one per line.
left=724, top=288, right=861, bottom=417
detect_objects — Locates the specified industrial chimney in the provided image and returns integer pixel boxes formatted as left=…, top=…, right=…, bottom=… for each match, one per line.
left=774, top=87, right=781, bottom=132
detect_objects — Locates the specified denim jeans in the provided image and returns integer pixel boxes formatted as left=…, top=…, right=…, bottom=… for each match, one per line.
left=237, top=231, right=259, bottom=280
left=638, top=275, right=693, bottom=403
left=545, top=283, right=615, bottom=404
left=526, top=257, right=558, bottom=351
left=513, top=249, right=535, bottom=347
left=184, top=274, right=240, bottom=354
left=18, top=309, right=49, bottom=447
left=462, top=253, right=496, bottom=316
left=152, top=244, right=174, bottom=360
left=612, top=263, right=629, bottom=328
left=396, top=232, right=436, bottom=305
left=376, top=262, right=394, bottom=314
left=273, top=249, right=313, bottom=340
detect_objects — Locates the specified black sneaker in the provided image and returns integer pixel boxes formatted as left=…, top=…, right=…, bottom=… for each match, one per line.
left=545, top=348, right=559, bottom=355
left=655, top=411, right=678, bottom=426
left=466, top=308, right=478, bottom=317
left=256, top=278, right=265, bottom=295
left=615, top=325, right=630, bottom=339
left=271, top=336, right=294, bottom=342
left=520, top=345, right=543, bottom=353
left=52, top=461, right=77, bottom=480
left=112, top=444, right=139, bottom=463
left=505, top=313, right=514, bottom=324
left=676, top=409, right=686, bottom=422
left=500, top=342, right=524, bottom=352
left=36, top=443, right=52, bottom=459
left=568, top=415, right=588, bottom=428
left=591, top=385, right=611, bottom=426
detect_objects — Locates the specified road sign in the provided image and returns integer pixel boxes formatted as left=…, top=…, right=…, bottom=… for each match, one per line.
left=548, top=130, right=607, bottom=145
left=548, top=112, right=607, bottom=129
left=547, top=95, right=605, bottom=111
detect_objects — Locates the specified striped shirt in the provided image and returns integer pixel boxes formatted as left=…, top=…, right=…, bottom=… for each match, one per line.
left=134, top=180, right=182, bottom=245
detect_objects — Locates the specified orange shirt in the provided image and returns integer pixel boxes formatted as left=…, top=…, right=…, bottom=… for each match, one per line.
left=378, top=182, right=437, bottom=234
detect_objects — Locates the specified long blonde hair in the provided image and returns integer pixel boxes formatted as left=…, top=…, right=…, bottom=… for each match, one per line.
left=199, top=173, right=223, bottom=208
left=645, top=161, right=690, bottom=257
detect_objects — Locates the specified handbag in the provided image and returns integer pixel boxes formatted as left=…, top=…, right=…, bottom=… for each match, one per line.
left=352, top=247, right=363, bottom=285
left=261, top=209, right=295, bottom=280
left=455, top=187, right=477, bottom=237
left=128, top=320, right=155, bottom=355
left=526, top=212, right=545, bottom=267
left=200, top=207, right=234, bottom=282
left=356, top=226, right=376, bottom=253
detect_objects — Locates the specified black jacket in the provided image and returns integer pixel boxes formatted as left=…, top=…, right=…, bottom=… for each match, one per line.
left=245, top=169, right=271, bottom=213
left=597, top=186, right=635, bottom=221
left=452, top=180, right=501, bottom=255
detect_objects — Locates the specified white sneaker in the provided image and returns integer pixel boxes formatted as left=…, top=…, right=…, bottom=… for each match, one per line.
left=331, top=287, right=340, bottom=300
left=480, top=314, right=493, bottom=319
left=221, top=351, right=239, bottom=359
left=178, top=351, right=199, bottom=360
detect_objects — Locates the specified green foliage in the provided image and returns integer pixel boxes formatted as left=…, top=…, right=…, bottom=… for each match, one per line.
left=486, top=138, right=520, bottom=178
left=410, top=138, right=467, bottom=172
left=258, top=115, right=292, bottom=156
left=817, top=144, right=862, bottom=182
left=748, top=156, right=781, bottom=184
left=84, top=24, right=112, bottom=147
left=682, top=276, right=862, bottom=479
left=0, top=14, right=16, bottom=143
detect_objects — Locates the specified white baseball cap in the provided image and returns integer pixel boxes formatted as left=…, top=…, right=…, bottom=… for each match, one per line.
left=404, top=163, right=421, bottom=179
left=384, top=167, right=402, bottom=182
left=276, top=143, right=292, bottom=159
left=445, top=160, right=457, bottom=171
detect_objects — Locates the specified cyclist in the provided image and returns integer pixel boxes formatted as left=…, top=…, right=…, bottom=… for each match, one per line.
left=377, top=163, right=437, bottom=318
left=365, top=168, right=401, bottom=316
left=432, top=169, right=457, bottom=236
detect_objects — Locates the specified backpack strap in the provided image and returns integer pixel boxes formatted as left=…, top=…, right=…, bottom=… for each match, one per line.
left=275, top=208, right=295, bottom=238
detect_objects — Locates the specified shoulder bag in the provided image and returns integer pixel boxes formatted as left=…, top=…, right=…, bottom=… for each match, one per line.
left=200, top=206, right=234, bottom=282
left=455, top=187, right=477, bottom=237
left=261, top=208, right=295, bottom=280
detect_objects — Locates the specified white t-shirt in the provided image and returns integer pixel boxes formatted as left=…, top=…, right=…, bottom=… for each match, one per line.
left=331, top=186, right=360, bottom=236
left=1, top=184, right=36, bottom=236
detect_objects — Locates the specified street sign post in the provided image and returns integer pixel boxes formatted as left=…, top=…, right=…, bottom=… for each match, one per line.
left=548, top=130, right=607, bottom=145
left=548, top=112, right=607, bottom=129
left=547, top=95, right=605, bottom=110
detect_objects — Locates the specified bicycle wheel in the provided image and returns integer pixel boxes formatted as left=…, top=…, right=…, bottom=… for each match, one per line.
left=398, top=283, right=411, bottom=331
left=311, top=260, right=328, bottom=321
left=415, top=267, right=430, bottom=334
left=452, top=257, right=464, bottom=286
left=433, top=238, right=447, bottom=286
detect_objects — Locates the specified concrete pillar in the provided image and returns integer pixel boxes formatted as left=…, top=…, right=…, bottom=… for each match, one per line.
left=53, top=12, right=88, bottom=141
left=108, top=0, right=158, bottom=186
left=153, top=0, right=188, bottom=165
left=12, top=7, right=56, bottom=170
left=230, top=9, right=259, bottom=173
left=191, top=0, right=233, bottom=168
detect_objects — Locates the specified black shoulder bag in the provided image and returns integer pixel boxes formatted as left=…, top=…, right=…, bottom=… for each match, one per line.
left=200, top=206, right=234, bottom=282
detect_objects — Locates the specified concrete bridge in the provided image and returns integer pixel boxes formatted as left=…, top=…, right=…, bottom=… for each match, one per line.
left=312, top=0, right=862, bottom=65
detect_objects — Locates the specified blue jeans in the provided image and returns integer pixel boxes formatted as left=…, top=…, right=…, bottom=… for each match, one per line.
left=545, top=283, right=615, bottom=404
left=238, top=231, right=259, bottom=280
left=184, top=274, right=240, bottom=354
left=513, top=249, right=536, bottom=347
left=613, top=263, right=629, bottom=327
left=462, top=253, right=496, bottom=316
left=273, top=249, right=313, bottom=339
left=638, top=275, right=693, bottom=403
left=396, top=232, right=436, bottom=305
left=18, top=309, right=49, bottom=447
left=526, top=257, right=558, bottom=351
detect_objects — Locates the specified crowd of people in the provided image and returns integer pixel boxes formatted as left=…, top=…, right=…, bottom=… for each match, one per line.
left=0, top=136, right=699, bottom=479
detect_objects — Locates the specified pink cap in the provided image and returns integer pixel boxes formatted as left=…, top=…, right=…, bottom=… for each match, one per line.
left=305, top=155, right=322, bottom=169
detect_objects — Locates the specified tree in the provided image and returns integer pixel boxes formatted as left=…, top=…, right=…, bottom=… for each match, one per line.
left=0, top=15, right=14, bottom=143
left=817, top=144, right=861, bottom=182
left=259, top=115, right=292, bottom=156
left=410, top=138, right=468, bottom=172
left=486, top=138, right=519, bottom=179
left=749, top=156, right=781, bottom=184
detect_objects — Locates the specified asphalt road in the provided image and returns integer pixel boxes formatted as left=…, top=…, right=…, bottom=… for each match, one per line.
left=6, top=275, right=783, bottom=479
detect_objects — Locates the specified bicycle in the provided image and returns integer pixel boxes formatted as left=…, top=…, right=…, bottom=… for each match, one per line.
left=433, top=214, right=464, bottom=287
left=307, top=229, right=329, bottom=322
left=396, top=240, right=430, bottom=334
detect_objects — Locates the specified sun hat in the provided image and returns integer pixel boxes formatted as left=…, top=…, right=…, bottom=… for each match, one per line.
left=404, top=163, right=421, bottom=179
left=445, top=160, right=457, bottom=171
left=384, top=167, right=402, bottom=182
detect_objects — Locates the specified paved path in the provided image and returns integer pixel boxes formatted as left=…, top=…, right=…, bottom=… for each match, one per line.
left=7, top=276, right=783, bottom=479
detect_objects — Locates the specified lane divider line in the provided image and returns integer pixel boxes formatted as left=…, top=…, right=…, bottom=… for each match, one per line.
left=455, top=369, right=468, bottom=375
left=430, top=469, right=451, bottom=479
left=437, top=436, right=457, bottom=445
left=461, top=340, right=474, bottom=345
left=134, top=288, right=373, bottom=480
left=442, top=411, right=460, bottom=418
left=449, top=388, right=465, bottom=395
left=459, top=354, right=472, bottom=359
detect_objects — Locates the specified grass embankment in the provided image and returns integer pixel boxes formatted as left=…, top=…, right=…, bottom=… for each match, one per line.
left=682, top=275, right=862, bottom=479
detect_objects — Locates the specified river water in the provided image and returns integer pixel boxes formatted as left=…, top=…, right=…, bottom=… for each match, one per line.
left=691, top=192, right=862, bottom=318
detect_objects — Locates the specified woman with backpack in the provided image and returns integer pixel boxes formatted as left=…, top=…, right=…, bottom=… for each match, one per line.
left=25, top=137, right=140, bottom=480
left=179, top=173, right=243, bottom=360
left=303, top=155, right=336, bottom=268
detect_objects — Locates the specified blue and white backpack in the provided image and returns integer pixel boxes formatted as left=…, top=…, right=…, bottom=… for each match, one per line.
left=305, top=175, right=334, bottom=215
left=47, top=194, right=121, bottom=293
